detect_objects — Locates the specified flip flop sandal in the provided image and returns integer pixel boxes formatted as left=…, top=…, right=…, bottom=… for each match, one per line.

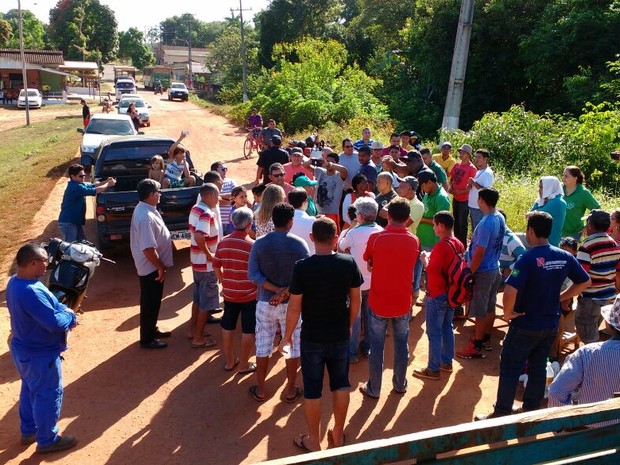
left=285, top=386, right=303, bottom=403
left=327, top=429, right=346, bottom=447
left=249, top=385, right=266, bottom=402
left=293, top=433, right=313, bottom=452
left=237, top=363, right=257, bottom=374
left=224, top=358, right=240, bottom=371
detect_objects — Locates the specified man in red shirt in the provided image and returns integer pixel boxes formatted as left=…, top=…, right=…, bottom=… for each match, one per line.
left=449, top=144, right=477, bottom=247
left=213, top=207, right=258, bottom=374
left=360, top=198, right=420, bottom=398
left=413, top=211, right=464, bottom=380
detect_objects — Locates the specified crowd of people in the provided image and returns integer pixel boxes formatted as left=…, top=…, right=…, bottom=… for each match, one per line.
left=6, top=121, right=620, bottom=455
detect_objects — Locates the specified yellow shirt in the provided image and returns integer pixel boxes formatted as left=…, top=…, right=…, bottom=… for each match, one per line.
left=432, top=153, right=457, bottom=179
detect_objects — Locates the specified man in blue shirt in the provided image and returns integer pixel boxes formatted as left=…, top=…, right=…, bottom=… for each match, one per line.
left=476, top=211, right=590, bottom=419
left=57, top=164, right=116, bottom=242
left=457, top=188, right=505, bottom=358
left=6, top=244, right=78, bottom=453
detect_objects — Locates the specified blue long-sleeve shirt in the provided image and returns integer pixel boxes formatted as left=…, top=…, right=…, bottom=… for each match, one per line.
left=6, top=276, right=77, bottom=357
left=248, top=231, right=309, bottom=302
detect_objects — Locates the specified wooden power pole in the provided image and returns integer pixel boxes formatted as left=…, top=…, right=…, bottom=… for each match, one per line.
left=442, top=0, right=475, bottom=130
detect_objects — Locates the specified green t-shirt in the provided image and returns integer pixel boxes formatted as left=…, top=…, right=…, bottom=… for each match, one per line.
left=562, top=184, right=600, bottom=236
left=429, top=160, right=447, bottom=184
left=417, top=186, right=451, bottom=247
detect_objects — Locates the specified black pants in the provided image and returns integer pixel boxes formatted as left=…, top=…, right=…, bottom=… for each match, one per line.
left=139, top=270, right=164, bottom=344
left=453, top=199, right=469, bottom=247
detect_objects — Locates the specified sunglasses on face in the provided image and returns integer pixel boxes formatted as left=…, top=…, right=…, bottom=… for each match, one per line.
left=271, top=173, right=285, bottom=178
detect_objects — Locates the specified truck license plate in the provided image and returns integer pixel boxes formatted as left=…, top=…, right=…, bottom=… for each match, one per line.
left=170, top=231, right=191, bottom=240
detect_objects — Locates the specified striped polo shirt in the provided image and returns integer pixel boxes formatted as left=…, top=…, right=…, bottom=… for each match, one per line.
left=188, top=202, right=220, bottom=272
left=577, top=232, right=620, bottom=301
left=212, top=230, right=258, bottom=303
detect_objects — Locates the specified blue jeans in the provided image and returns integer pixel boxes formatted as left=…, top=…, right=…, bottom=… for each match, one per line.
left=350, top=290, right=370, bottom=357
left=301, top=340, right=350, bottom=399
left=494, top=326, right=557, bottom=415
left=58, top=222, right=86, bottom=243
left=413, top=245, right=431, bottom=295
left=11, top=351, right=63, bottom=447
left=424, top=293, right=455, bottom=372
left=366, top=308, right=410, bottom=396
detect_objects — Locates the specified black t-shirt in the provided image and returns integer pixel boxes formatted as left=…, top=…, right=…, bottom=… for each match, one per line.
left=257, top=147, right=289, bottom=183
left=375, top=189, right=397, bottom=227
left=289, top=253, right=363, bottom=343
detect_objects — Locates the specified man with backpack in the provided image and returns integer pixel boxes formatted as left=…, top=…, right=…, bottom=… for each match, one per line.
left=413, top=211, right=465, bottom=380
left=457, top=188, right=505, bottom=359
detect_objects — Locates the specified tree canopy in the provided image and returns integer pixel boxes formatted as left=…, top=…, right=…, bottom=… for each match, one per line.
left=0, top=9, right=47, bottom=49
left=118, top=28, right=155, bottom=69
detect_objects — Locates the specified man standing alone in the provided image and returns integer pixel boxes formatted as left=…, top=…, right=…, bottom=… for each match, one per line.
left=6, top=244, right=78, bottom=453
left=130, top=179, right=173, bottom=349
left=360, top=198, right=420, bottom=398
left=281, top=217, right=363, bottom=451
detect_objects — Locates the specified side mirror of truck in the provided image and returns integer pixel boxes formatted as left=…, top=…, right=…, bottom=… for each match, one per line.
left=77, top=128, right=84, bottom=134
left=138, top=131, right=145, bottom=135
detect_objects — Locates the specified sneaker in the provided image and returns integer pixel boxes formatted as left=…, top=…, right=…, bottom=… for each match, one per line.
left=482, top=339, right=493, bottom=351
left=456, top=341, right=486, bottom=359
left=440, top=363, right=453, bottom=373
left=21, top=434, right=36, bottom=445
left=412, top=367, right=440, bottom=380
left=36, top=435, right=77, bottom=454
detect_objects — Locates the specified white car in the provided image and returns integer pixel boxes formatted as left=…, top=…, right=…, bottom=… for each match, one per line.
left=168, top=82, right=189, bottom=101
left=78, top=113, right=140, bottom=168
left=117, top=96, right=151, bottom=126
left=17, top=89, right=43, bottom=109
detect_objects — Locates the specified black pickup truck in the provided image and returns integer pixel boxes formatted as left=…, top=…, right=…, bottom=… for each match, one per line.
left=92, top=136, right=201, bottom=250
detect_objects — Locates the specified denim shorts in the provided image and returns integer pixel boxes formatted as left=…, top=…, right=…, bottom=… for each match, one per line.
left=469, top=269, right=502, bottom=319
left=220, top=300, right=257, bottom=334
left=301, top=339, right=350, bottom=399
left=192, top=270, right=220, bottom=311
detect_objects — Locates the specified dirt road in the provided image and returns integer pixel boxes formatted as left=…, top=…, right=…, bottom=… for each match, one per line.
left=0, top=94, right=504, bottom=464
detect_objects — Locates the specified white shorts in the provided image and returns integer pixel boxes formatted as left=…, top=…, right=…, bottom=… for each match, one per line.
left=255, top=300, right=302, bottom=358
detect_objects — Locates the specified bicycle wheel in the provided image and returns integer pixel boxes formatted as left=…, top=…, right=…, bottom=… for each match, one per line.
left=243, top=138, right=253, bottom=159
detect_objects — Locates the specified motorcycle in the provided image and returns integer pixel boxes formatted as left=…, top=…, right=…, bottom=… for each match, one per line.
left=46, top=238, right=113, bottom=311
left=154, top=84, right=163, bottom=95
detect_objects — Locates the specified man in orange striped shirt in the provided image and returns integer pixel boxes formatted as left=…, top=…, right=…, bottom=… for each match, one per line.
left=188, top=183, right=221, bottom=349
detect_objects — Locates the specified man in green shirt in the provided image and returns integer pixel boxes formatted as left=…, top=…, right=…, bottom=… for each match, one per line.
left=421, top=148, right=449, bottom=192
left=413, top=170, right=451, bottom=301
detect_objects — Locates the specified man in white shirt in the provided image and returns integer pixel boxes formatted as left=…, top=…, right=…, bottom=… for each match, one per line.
left=337, top=197, right=383, bottom=361
left=288, top=188, right=316, bottom=254
left=467, top=148, right=494, bottom=231
left=338, top=138, right=360, bottom=190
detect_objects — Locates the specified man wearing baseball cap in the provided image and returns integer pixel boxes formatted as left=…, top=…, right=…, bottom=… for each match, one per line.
left=467, top=148, right=494, bottom=232
left=548, top=294, right=620, bottom=412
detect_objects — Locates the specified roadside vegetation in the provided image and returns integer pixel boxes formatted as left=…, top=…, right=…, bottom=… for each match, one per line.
left=0, top=118, right=81, bottom=265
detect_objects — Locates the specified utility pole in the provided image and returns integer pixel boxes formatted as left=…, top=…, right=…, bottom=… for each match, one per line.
left=231, top=0, right=252, bottom=102
left=17, top=0, right=30, bottom=126
left=187, top=17, right=193, bottom=89
left=442, top=0, right=475, bottom=130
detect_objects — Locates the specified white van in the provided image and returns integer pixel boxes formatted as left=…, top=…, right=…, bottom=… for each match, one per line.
left=115, top=78, right=137, bottom=101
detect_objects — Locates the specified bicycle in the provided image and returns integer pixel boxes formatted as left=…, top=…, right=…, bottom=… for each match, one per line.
left=243, top=128, right=261, bottom=159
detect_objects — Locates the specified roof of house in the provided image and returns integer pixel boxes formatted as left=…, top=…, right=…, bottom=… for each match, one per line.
left=0, top=49, right=64, bottom=66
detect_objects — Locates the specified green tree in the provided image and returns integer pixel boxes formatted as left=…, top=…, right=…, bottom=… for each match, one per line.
left=2, top=9, right=47, bottom=49
left=0, top=19, right=12, bottom=47
left=118, top=28, right=155, bottom=69
left=159, top=14, right=218, bottom=47
left=49, top=0, right=118, bottom=62
left=254, top=0, right=344, bottom=67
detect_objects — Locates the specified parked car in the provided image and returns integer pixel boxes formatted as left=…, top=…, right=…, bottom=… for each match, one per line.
left=78, top=114, right=141, bottom=169
left=17, top=88, right=43, bottom=109
left=168, top=82, right=189, bottom=102
left=117, top=96, right=151, bottom=126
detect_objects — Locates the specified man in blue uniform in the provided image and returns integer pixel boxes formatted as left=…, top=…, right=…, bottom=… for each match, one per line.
left=6, top=243, right=78, bottom=453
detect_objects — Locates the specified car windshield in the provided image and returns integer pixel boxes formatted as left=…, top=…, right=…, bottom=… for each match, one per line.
left=119, top=99, right=145, bottom=109
left=116, top=81, right=134, bottom=89
left=19, top=90, right=39, bottom=97
left=171, top=84, right=185, bottom=89
left=86, top=119, right=135, bottom=135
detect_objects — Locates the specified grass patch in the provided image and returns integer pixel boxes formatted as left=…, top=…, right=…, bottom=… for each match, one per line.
left=0, top=117, right=81, bottom=265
